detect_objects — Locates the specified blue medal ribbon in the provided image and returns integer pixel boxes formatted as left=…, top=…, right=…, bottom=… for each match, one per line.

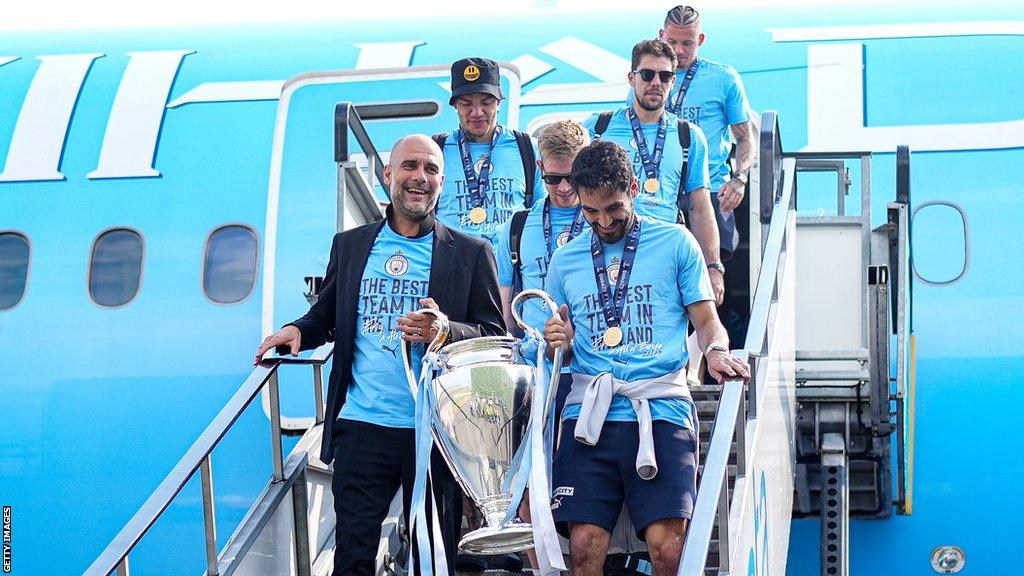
left=626, top=107, right=668, bottom=184
left=457, top=126, right=503, bottom=213
left=590, top=218, right=641, bottom=332
left=668, top=58, right=700, bottom=116
left=542, top=199, right=586, bottom=260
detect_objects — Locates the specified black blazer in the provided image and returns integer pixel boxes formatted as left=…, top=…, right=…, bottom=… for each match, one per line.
left=287, top=217, right=505, bottom=463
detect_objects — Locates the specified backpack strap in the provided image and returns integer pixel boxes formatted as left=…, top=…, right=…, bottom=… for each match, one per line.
left=676, top=119, right=692, bottom=224
left=594, top=111, right=613, bottom=139
left=508, top=209, right=530, bottom=299
left=511, top=130, right=537, bottom=208
left=431, top=132, right=449, bottom=149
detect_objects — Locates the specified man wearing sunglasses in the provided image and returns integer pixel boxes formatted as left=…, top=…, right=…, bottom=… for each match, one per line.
left=432, top=57, right=546, bottom=250
left=659, top=5, right=755, bottom=263
left=584, top=39, right=724, bottom=307
left=496, top=119, right=591, bottom=415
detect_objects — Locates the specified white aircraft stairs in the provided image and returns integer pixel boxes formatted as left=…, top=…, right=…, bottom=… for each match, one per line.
left=87, top=102, right=913, bottom=576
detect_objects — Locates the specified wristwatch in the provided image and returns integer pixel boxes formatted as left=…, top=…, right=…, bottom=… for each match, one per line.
left=704, top=342, right=729, bottom=357
left=732, top=172, right=748, bottom=185
left=707, top=262, right=726, bottom=275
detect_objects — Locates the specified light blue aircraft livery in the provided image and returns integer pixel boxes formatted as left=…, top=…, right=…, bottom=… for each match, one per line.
left=1, top=1, right=1022, bottom=575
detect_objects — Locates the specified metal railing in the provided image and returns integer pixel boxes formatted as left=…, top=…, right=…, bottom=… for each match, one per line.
left=679, top=110, right=797, bottom=575
left=335, top=102, right=389, bottom=232
left=86, top=344, right=334, bottom=576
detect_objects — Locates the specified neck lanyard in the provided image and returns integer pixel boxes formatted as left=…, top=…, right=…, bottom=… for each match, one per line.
left=457, top=126, right=502, bottom=224
left=590, top=217, right=641, bottom=347
left=668, top=58, right=700, bottom=116
left=542, top=199, right=586, bottom=260
left=626, top=107, right=668, bottom=194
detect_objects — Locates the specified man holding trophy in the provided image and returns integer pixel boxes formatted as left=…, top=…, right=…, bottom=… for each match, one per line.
left=543, top=140, right=750, bottom=576
left=254, top=134, right=505, bottom=576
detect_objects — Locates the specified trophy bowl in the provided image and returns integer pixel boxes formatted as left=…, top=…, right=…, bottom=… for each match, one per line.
left=430, top=336, right=537, bottom=555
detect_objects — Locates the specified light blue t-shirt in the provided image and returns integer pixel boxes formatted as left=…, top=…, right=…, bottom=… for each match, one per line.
left=341, top=223, right=433, bottom=428
left=495, top=199, right=584, bottom=370
left=546, top=217, right=714, bottom=428
left=583, top=108, right=710, bottom=224
left=667, top=59, right=751, bottom=191
left=435, top=126, right=546, bottom=248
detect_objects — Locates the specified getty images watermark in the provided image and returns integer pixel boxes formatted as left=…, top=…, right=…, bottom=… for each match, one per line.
left=2, top=505, right=10, bottom=573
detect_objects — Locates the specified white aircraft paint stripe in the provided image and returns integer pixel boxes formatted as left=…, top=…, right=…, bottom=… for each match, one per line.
left=803, top=42, right=1024, bottom=152
left=0, top=56, right=17, bottom=67
left=512, top=54, right=554, bottom=84
left=521, top=81, right=628, bottom=105
left=0, top=53, right=101, bottom=182
left=539, top=36, right=629, bottom=83
left=169, top=41, right=425, bottom=107
left=167, top=80, right=285, bottom=107
left=89, top=50, right=193, bottom=179
left=354, top=41, right=424, bottom=68
left=769, top=20, right=1024, bottom=42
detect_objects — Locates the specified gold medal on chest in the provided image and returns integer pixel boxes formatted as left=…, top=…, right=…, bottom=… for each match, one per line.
left=469, top=207, right=488, bottom=224
left=643, top=177, right=660, bottom=193
left=603, top=326, right=624, bottom=347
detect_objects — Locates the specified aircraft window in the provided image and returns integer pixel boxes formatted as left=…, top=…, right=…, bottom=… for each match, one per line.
left=89, top=228, right=144, bottom=307
left=0, top=232, right=30, bottom=311
left=203, top=225, right=258, bottom=304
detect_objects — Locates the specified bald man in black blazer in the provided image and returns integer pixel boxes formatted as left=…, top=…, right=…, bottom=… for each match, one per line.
left=256, top=134, right=504, bottom=576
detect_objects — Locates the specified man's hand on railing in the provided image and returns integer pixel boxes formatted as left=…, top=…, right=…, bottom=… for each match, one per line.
left=254, top=325, right=302, bottom=365
left=707, top=348, right=751, bottom=384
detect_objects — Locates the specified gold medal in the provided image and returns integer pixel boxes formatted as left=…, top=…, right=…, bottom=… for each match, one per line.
left=603, top=326, right=623, bottom=347
left=643, top=177, right=660, bottom=193
left=469, top=207, right=488, bottom=224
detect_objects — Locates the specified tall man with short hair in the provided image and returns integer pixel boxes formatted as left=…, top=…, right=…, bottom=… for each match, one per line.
left=254, top=134, right=505, bottom=576
left=434, top=57, right=545, bottom=249
left=542, top=141, right=750, bottom=576
left=659, top=5, right=755, bottom=261
left=584, top=39, right=725, bottom=305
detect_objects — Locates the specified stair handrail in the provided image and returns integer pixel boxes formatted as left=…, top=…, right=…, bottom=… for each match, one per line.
left=678, top=110, right=796, bottom=575
left=86, top=344, right=333, bottom=576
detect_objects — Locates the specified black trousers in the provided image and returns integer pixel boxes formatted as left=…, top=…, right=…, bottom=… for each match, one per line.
left=331, top=418, right=461, bottom=576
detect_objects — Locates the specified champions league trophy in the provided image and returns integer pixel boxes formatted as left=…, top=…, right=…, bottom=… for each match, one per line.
left=402, top=289, right=564, bottom=555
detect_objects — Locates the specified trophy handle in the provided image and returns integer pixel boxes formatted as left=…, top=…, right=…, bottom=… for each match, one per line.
left=509, top=289, right=565, bottom=422
left=401, top=308, right=450, bottom=393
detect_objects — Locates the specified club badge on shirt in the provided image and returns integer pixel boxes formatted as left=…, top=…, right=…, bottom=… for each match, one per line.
left=557, top=226, right=573, bottom=247
left=608, top=256, right=620, bottom=284
left=385, top=251, right=409, bottom=277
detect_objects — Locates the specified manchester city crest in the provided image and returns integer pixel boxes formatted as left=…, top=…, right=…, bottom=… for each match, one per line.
left=556, top=226, right=571, bottom=247
left=385, top=251, right=409, bottom=277
left=608, top=256, right=621, bottom=284
left=474, top=154, right=490, bottom=175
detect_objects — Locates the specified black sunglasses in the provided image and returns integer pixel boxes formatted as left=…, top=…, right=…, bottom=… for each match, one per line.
left=633, top=69, right=675, bottom=83
left=541, top=173, right=572, bottom=186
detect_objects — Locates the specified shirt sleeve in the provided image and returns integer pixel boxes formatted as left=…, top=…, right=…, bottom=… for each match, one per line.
left=677, top=229, right=715, bottom=305
left=724, top=66, right=751, bottom=125
left=684, top=123, right=711, bottom=194
left=495, top=217, right=514, bottom=287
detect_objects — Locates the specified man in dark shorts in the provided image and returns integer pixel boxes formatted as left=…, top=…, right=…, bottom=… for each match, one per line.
left=542, top=140, right=750, bottom=576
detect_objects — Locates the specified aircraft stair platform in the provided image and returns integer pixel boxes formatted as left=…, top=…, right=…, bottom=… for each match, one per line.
left=87, top=96, right=913, bottom=576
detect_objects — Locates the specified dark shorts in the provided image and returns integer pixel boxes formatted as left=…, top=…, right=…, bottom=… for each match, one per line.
left=551, top=419, right=697, bottom=539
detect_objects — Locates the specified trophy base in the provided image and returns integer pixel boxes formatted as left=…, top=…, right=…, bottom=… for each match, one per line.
left=458, top=522, right=534, bottom=555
